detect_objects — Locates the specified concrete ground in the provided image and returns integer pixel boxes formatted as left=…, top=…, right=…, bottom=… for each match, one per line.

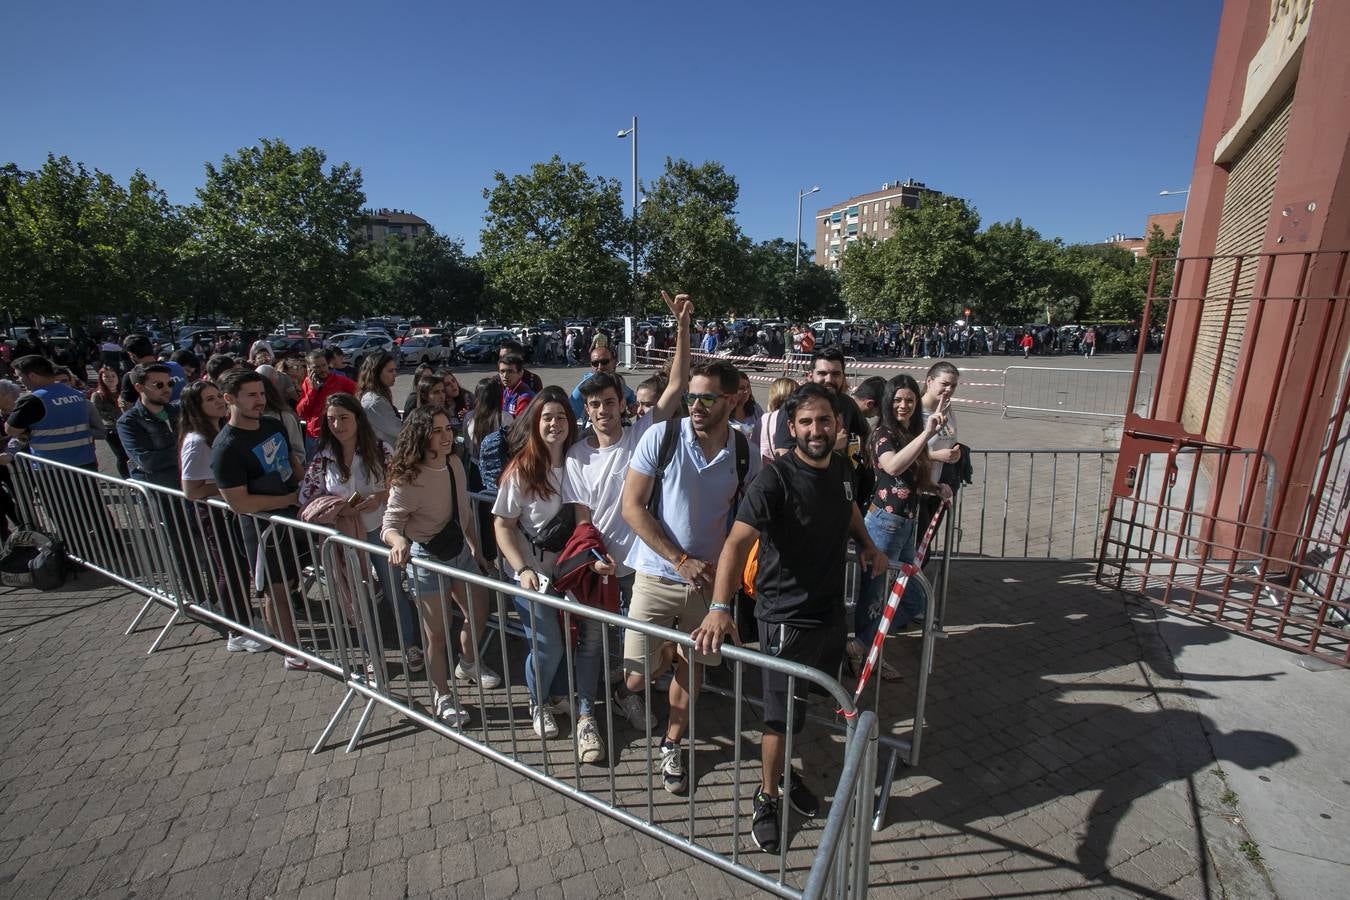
left=3, top=552, right=1343, bottom=898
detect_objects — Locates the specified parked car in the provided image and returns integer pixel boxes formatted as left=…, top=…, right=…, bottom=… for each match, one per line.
left=399, top=334, right=454, bottom=367
left=328, top=332, right=396, bottom=371
left=456, top=329, right=532, bottom=364
left=269, top=334, right=321, bottom=359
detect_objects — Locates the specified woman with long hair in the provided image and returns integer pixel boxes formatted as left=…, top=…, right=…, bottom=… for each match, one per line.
left=382, top=406, right=497, bottom=726
left=178, top=380, right=261, bottom=652
left=357, top=352, right=401, bottom=447
left=414, top=373, right=445, bottom=411
left=492, top=388, right=596, bottom=744
left=850, top=374, right=943, bottom=676
left=466, top=376, right=507, bottom=492
left=91, top=366, right=129, bottom=478
left=757, top=376, right=797, bottom=462
left=300, top=392, right=421, bottom=672
left=727, top=371, right=763, bottom=451
left=439, top=369, right=472, bottom=431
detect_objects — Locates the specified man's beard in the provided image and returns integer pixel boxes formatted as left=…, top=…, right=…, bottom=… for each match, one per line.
left=796, top=433, right=833, bottom=460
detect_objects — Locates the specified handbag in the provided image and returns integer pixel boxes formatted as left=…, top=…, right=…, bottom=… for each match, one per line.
left=420, top=465, right=465, bottom=561
left=519, top=503, right=576, bottom=554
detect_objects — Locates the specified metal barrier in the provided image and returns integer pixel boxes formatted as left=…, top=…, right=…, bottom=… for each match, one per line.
left=1002, top=366, right=1152, bottom=419
left=953, top=447, right=1271, bottom=562
left=6, top=451, right=880, bottom=898
left=953, top=450, right=1119, bottom=560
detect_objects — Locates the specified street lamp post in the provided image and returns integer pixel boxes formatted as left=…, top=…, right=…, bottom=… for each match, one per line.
left=617, top=117, right=638, bottom=308
left=796, top=185, right=820, bottom=271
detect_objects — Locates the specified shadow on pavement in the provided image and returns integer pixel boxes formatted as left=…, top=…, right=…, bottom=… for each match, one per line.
left=867, top=560, right=1296, bottom=895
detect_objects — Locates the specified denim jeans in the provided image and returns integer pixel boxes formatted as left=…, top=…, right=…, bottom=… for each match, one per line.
left=855, top=507, right=928, bottom=644
left=512, top=592, right=607, bottom=716
left=366, top=528, right=418, bottom=649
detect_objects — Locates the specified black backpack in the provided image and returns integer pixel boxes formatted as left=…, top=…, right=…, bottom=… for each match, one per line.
left=0, top=528, right=69, bottom=591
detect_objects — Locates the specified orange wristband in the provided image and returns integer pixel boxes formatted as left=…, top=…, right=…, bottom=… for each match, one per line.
left=676, top=553, right=689, bottom=568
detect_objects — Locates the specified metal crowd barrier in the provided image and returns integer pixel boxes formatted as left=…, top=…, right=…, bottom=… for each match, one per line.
left=953, top=447, right=1271, bottom=562
left=6, top=451, right=880, bottom=899
left=1002, top=365, right=1152, bottom=420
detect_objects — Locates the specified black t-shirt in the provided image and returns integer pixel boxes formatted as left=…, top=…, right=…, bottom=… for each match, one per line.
left=8, top=395, right=47, bottom=431
left=736, top=452, right=855, bottom=627
left=211, top=419, right=297, bottom=496
left=773, top=391, right=871, bottom=505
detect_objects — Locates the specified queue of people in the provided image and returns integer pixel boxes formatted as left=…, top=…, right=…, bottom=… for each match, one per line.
left=0, top=297, right=970, bottom=856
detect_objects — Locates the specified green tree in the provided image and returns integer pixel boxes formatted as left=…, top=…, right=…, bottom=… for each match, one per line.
left=838, top=236, right=893, bottom=320
left=884, top=194, right=981, bottom=322
left=1061, top=243, right=1144, bottom=322
left=188, top=138, right=367, bottom=328
left=637, top=159, right=750, bottom=313
left=745, top=238, right=841, bottom=321
left=1137, top=220, right=1182, bottom=321
left=479, top=156, right=628, bottom=321
left=0, top=156, right=189, bottom=325
left=975, top=218, right=1069, bottom=324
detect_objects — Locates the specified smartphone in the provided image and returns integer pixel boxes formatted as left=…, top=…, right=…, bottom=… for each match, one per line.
left=534, top=573, right=552, bottom=594
left=346, top=491, right=363, bottom=508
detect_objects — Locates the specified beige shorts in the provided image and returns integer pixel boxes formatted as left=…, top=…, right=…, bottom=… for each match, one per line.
left=623, top=571, right=720, bottom=676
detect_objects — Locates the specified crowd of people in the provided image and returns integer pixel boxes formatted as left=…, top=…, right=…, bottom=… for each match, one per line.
left=0, top=295, right=972, bottom=855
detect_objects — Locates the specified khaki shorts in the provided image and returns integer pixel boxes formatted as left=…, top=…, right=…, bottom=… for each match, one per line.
left=623, top=571, right=720, bottom=676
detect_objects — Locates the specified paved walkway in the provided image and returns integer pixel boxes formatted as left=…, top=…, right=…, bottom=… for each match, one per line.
left=5, top=551, right=1337, bottom=898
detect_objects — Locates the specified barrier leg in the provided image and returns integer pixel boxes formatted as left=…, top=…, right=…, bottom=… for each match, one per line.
left=872, top=746, right=899, bottom=832
left=144, top=608, right=181, bottom=655
left=312, top=687, right=359, bottom=754
left=345, top=698, right=378, bottom=754
left=124, top=596, right=159, bottom=635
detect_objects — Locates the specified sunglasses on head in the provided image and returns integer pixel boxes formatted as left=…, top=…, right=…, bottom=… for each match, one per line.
left=683, top=392, right=723, bottom=408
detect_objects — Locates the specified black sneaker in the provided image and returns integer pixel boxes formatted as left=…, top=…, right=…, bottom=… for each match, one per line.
left=780, top=771, right=820, bottom=818
left=751, top=790, right=781, bottom=854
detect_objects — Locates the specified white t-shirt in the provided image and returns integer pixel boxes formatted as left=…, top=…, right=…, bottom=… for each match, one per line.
left=922, top=405, right=958, bottom=484
left=492, top=464, right=564, bottom=577
left=180, top=431, right=215, bottom=484
left=561, top=416, right=656, bottom=576
left=304, top=445, right=390, bottom=533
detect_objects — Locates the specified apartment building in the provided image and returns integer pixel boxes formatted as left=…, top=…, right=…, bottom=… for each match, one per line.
left=814, top=179, right=938, bottom=270
left=360, top=208, right=430, bottom=242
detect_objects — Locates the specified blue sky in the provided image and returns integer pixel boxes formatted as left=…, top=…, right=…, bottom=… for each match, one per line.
left=4, top=0, right=1219, bottom=253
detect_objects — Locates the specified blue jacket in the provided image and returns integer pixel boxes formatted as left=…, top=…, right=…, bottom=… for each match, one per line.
left=29, top=383, right=97, bottom=467
left=117, top=401, right=181, bottom=488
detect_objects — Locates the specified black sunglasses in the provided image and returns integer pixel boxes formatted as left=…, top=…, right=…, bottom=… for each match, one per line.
left=591, top=358, right=613, bottom=368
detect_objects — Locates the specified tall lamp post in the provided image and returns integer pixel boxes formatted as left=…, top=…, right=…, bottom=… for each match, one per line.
left=617, top=117, right=638, bottom=308
left=796, top=185, right=820, bottom=271
left=1159, top=188, right=1190, bottom=239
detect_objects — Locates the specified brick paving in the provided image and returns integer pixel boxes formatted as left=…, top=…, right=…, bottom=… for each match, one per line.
left=0, top=547, right=1283, bottom=899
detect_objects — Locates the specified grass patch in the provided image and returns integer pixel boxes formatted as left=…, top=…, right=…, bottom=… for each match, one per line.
left=1239, top=840, right=1262, bottom=863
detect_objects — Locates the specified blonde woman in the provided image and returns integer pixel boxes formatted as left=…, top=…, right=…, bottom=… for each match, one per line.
left=757, top=377, right=798, bottom=462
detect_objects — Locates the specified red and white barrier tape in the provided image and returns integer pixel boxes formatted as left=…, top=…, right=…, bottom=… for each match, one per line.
left=841, top=499, right=949, bottom=716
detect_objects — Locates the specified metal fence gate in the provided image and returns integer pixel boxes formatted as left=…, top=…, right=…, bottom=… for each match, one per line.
left=1098, top=250, right=1350, bottom=666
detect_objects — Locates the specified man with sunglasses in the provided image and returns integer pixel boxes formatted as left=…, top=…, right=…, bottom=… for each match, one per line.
left=620, top=358, right=759, bottom=795
left=116, top=363, right=182, bottom=488
left=568, top=346, right=637, bottom=422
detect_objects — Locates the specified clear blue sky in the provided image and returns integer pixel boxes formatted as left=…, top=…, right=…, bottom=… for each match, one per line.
left=4, top=0, right=1219, bottom=253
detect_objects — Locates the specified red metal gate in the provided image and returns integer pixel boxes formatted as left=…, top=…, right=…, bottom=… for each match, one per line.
left=1098, top=250, right=1350, bottom=666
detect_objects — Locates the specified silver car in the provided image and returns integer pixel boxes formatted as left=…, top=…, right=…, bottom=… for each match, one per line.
left=399, top=334, right=453, bottom=367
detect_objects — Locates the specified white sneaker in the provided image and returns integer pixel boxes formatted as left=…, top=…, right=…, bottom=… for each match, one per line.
left=434, top=691, right=470, bottom=727
left=532, top=704, right=559, bottom=739
left=612, top=688, right=656, bottom=731
left=454, top=657, right=502, bottom=689
left=226, top=632, right=267, bottom=653
left=576, top=715, right=605, bottom=764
